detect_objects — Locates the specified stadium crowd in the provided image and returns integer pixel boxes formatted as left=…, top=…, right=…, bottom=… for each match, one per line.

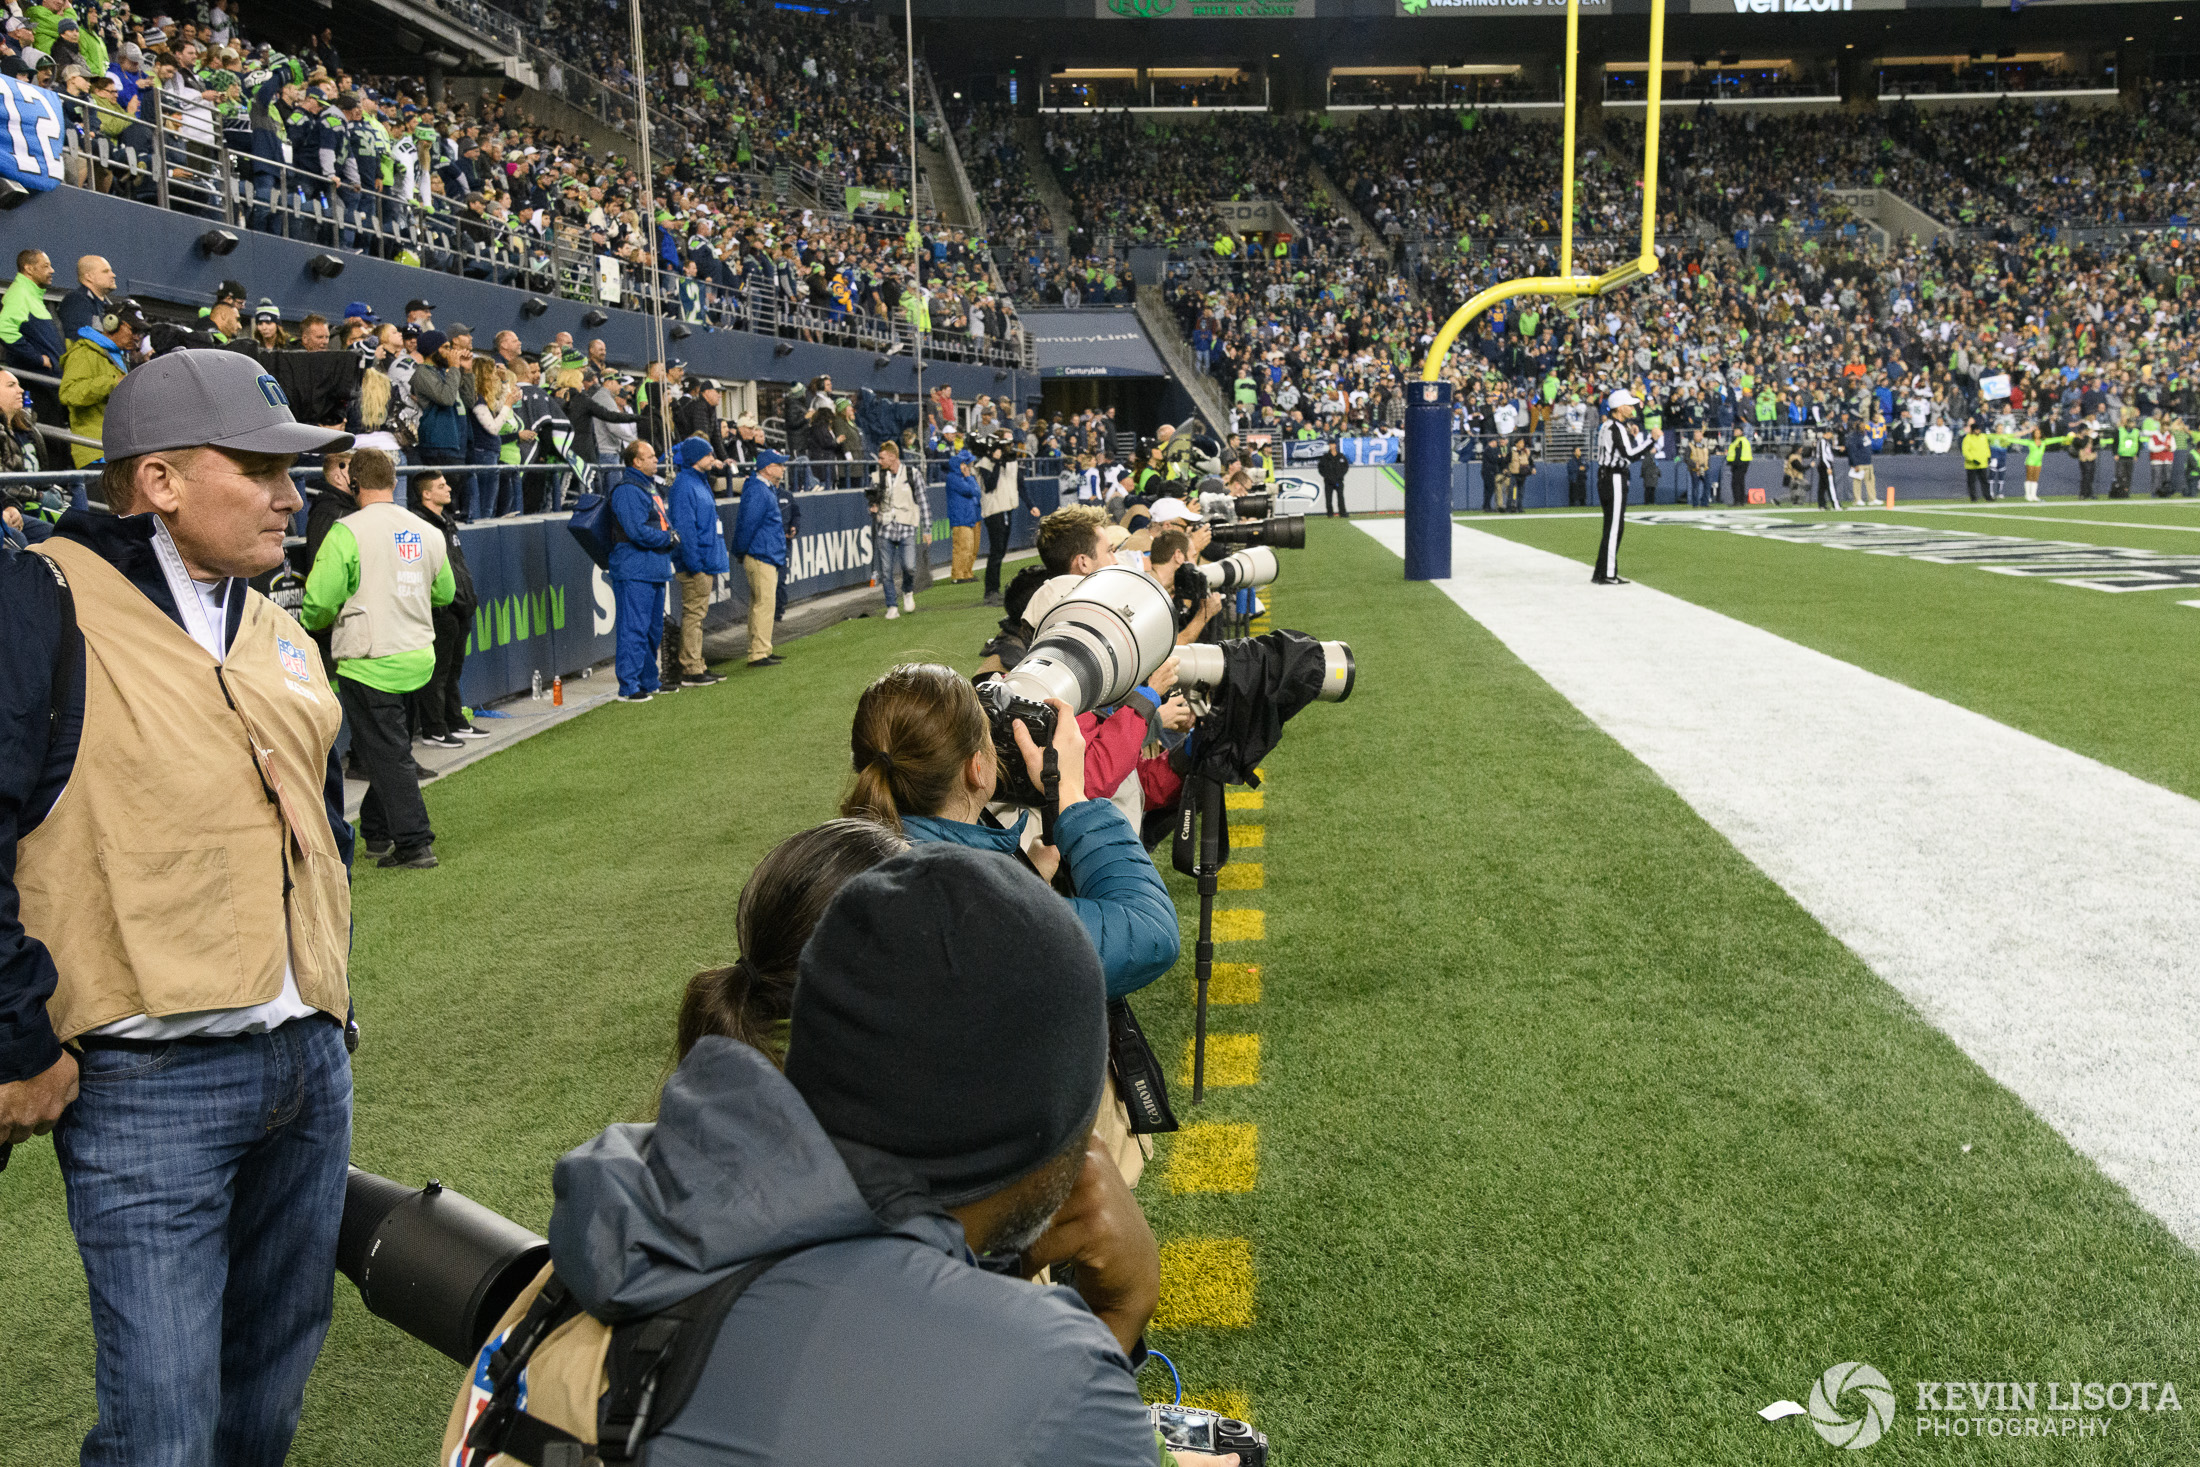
left=0, top=0, right=1028, bottom=364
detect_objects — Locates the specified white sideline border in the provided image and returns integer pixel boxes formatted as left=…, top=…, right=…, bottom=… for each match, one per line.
left=1364, top=518, right=2200, bottom=1249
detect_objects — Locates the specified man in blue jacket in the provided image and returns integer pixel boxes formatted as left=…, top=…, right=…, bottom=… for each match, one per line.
left=665, top=435, right=729, bottom=688
left=731, top=448, right=789, bottom=668
left=944, top=447, right=981, bottom=584
left=609, top=438, right=676, bottom=702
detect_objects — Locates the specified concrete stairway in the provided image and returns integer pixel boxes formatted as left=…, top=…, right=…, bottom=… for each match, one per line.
left=1135, top=290, right=1233, bottom=432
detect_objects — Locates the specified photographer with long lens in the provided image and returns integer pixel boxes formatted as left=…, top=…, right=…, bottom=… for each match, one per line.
left=446, top=844, right=1239, bottom=1467
left=840, top=664, right=1179, bottom=1000
left=1149, top=528, right=1223, bottom=646
left=974, top=433, right=1024, bottom=607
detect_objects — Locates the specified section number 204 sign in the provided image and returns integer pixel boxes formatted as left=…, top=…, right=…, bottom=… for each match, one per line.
left=0, top=77, right=66, bottom=194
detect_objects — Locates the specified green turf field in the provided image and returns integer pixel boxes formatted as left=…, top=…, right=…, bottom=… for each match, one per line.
left=1471, top=503, right=2200, bottom=803
left=4, top=520, right=2197, bottom=1463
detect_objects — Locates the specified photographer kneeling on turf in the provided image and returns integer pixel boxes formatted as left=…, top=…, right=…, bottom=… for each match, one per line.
left=450, top=844, right=1238, bottom=1467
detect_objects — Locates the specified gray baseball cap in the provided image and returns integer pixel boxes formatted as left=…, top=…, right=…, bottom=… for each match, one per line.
left=102, top=349, right=353, bottom=460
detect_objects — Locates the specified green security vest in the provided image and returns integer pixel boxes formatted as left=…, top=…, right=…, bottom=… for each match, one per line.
left=2117, top=427, right=2142, bottom=458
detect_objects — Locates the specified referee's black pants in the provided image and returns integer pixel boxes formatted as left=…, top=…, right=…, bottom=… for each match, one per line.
left=1594, top=468, right=1627, bottom=581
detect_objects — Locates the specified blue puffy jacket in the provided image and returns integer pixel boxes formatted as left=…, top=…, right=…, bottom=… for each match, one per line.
left=943, top=450, right=982, bottom=528
left=901, top=801, right=1179, bottom=998
left=608, top=468, right=673, bottom=583
left=732, top=471, right=787, bottom=569
left=666, top=438, right=731, bottom=576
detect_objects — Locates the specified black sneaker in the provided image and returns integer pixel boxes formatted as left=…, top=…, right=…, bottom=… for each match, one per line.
left=653, top=681, right=679, bottom=694
left=682, top=671, right=726, bottom=686
left=451, top=725, right=491, bottom=740
left=378, top=845, right=438, bottom=870
left=617, top=691, right=654, bottom=703
left=362, top=838, right=394, bottom=859
left=748, top=655, right=784, bottom=668
left=420, top=732, right=464, bottom=749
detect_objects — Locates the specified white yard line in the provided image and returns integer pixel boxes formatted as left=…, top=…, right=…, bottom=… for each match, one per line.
left=1866, top=507, right=2200, bottom=535
left=1363, top=518, right=2200, bottom=1250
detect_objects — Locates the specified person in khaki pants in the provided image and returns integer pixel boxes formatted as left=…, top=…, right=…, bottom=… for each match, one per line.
left=664, top=435, right=729, bottom=686
left=731, top=449, right=791, bottom=667
left=944, top=445, right=981, bottom=582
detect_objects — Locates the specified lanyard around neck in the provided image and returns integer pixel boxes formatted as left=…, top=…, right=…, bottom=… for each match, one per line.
left=149, top=519, right=231, bottom=660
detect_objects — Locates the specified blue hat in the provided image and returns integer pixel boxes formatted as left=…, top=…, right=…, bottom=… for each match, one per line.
left=343, top=300, right=378, bottom=323
left=757, top=449, right=788, bottom=469
left=954, top=448, right=975, bottom=464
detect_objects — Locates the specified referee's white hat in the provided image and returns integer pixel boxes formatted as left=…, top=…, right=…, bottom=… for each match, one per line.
left=1606, top=388, right=1640, bottom=410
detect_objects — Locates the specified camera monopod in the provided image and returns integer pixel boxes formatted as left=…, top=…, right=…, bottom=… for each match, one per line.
left=1171, top=775, right=1230, bottom=1103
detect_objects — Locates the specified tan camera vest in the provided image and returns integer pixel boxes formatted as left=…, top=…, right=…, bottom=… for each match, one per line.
left=18, top=537, right=351, bottom=1041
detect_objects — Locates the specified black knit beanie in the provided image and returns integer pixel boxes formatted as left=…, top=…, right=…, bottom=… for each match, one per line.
left=786, top=844, right=1109, bottom=1207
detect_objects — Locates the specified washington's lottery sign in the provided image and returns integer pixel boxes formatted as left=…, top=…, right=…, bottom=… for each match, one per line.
left=1637, top=513, right=2200, bottom=594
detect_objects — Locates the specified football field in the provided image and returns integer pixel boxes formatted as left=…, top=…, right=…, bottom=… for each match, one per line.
left=4, top=512, right=2199, bottom=1463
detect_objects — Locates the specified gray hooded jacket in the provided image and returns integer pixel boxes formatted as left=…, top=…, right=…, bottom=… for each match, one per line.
left=547, top=1037, right=1162, bottom=1467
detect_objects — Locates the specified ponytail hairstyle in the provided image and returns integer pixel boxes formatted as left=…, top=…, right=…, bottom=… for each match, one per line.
left=676, top=818, right=909, bottom=1068
left=840, top=662, right=991, bottom=830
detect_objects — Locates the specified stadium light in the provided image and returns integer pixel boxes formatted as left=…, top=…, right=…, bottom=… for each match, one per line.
left=197, top=228, right=240, bottom=256
left=667, top=322, right=692, bottom=341
left=581, top=308, right=608, bottom=328
left=0, top=178, right=28, bottom=210
left=773, top=342, right=795, bottom=358
left=307, top=253, right=345, bottom=280
left=521, top=296, right=549, bottom=318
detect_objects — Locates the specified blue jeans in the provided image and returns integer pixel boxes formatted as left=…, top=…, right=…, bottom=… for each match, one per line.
left=613, top=577, right=666, bottom=696
left=54, top=1018, right=352, bottom=1467
left=876, top=528, right=918, bottom=607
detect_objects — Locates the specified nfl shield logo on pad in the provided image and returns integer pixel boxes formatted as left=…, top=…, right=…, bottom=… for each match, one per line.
left=276, top=637, right=312, bottom=684
left=394, top=529, right=423, bottom=563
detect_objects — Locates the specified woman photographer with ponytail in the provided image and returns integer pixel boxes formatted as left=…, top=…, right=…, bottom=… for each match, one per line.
left=841, top=664, right=1179, bottom=1001
left=842, top=665, right=1181, bottom=1184
left=677, top=819, right=910, bottom=1069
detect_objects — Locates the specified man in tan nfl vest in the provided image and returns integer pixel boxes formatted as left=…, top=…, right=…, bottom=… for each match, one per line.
left=0, top=348, right=356, bottom=1467
left=301, top=447, right=455, bottom=869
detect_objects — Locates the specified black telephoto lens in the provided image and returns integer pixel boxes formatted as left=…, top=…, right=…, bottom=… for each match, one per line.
left=1235, top=493, right=1272, bottom=520
left=337, top=1168, right=550, bottom=1364
left=1209, top=515, right=1304, bottom=551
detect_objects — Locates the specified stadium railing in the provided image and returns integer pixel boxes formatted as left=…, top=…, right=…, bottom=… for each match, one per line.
left=48, top=94, right=1035, bottom=374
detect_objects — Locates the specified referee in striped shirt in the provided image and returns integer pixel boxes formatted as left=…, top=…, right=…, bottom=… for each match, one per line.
left=1594, top=389, right=1655, bottom=584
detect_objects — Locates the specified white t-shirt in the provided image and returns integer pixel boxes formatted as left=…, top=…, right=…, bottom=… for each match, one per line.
left=91, top=545, right=317, bottom=1040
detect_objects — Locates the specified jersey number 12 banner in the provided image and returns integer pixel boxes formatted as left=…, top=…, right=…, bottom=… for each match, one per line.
left=0, top=77, right=66, bottom=193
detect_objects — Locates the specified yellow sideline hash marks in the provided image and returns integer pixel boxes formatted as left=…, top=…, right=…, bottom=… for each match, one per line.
left=1155, top=1238, right=1255, bottom=1328
left=1212, top=908, right=1265, bottom=941
left=1234, top=824, right=1264, bottom=848
left=1204, top=962, right=1261, bottom=1004
left=1183, top=1033, right=1260, bottom=1087
left=1167, top=1123, right=1259, bottom=1193
left=1225, top=790, right=1264, bottom=811
left=1216, top=863, right=1264, bottom=891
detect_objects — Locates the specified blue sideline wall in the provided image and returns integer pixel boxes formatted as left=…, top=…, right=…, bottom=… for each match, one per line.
left=0, top=187, right=1039, bottom=402
left=451, top=486, right=1041, bottom=706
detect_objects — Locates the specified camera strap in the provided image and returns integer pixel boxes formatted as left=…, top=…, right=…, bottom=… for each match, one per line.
left=1107, top=999, right=1180, bottom=1135
left=1039, top=746, right=1060, bottom=849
